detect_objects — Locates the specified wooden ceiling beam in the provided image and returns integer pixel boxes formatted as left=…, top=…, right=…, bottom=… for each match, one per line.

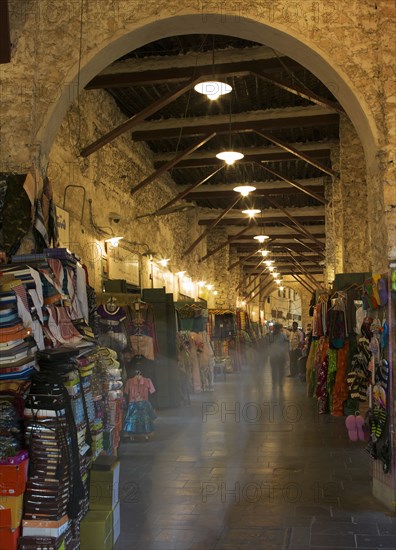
left=86, top=57, right=304, bottom=89
left=0, top=0, right=11, bottom=64
left=198, top=216, right=324, bottom=226
left=254, top=130, right=338, bottom=177
left=156, top=149, right=331, bottom=169
left=186, top=186, right=324, bottom=200
left=130, top=133, right=215, bottom=195
left=80, top=77, right=203, bottom=157
left=132, top=109, right=338, bottom=141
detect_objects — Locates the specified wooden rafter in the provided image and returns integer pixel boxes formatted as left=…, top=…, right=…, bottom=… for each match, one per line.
left=131, top=110, right=338, bottom=141
left=181, top=196, right=240, bottom=259
left=254, top=71, right=344, bottom=114
left=199, top=225, right=252, bottom=263
left=291, top=274, right=316, bottom=294
left=80, top=77, right=203, bottom=157
left=155, top=166, right=224, bottom=214
left=155, top=148, right=331, bottom=169
left=130, top=134, right=215, bottom=196
left=254, top=130, right=337, bottom=178
left=86, top=57, right=301, bottom=88
left=258, top=164, right=327, bottom=204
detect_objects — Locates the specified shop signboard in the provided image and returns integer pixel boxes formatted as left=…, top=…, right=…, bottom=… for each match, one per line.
left=55, top=206, right=70, bottom=247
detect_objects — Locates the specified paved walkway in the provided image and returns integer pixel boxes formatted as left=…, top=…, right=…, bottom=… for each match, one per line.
left=115, top=361, right=395, bottom=549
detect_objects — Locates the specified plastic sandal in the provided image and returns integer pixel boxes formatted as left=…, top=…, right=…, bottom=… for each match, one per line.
left=345, top=415, right=358, bottom=441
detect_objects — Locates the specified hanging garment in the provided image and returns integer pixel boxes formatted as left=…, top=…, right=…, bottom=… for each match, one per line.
left=331, top=342, right=350, bottom=416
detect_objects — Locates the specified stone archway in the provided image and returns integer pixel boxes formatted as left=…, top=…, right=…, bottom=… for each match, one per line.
left=37, top=13, right=380, bottom=170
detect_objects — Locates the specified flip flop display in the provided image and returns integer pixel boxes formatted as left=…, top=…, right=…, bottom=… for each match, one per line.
left=345, top=415, right=358, bottom=441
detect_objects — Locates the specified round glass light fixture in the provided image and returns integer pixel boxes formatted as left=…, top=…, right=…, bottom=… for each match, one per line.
left=233, top=185, right=256, bottom=197
left=272, top=272, right=280, bottom=278
left=206, top=284, right=213, bottom=290
left=194, top=81, right=232, bottom=100
left=263, top=259, right=275, bottom=266
left=105, top=236, right=123, bottom=248
left=253, top=234, right=269, bottom=243
left=279, top=286, right=284, bottom=291
left=213, top=290, right=218, bottom=296
left=267, top=265, right=275, bottom=272
left=260, top=249, right=270, bottom=257
left=159, top=258, right=170, bottom=267
left=216, top=151, right=244, bottom=165
left=242, top=208, right=261, bottom=218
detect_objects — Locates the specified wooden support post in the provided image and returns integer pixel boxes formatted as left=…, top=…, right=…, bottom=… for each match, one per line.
left=258, top=164, right=327, bottom=205
left=199, top=225, right=252, bottom=263
left=255, top=130, right=337, bottom=178
left=80, top=77, right=203, bottom=157
left=181, top=196, right=240, bottom=259
left=267, top=197, right=326, bottom=248
left=131, top=133, right=215, bottom=195
left=155, top=166, right=224, bottom=213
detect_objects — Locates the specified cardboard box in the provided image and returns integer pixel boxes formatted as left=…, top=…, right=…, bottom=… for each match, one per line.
left=22, top=515, right=69, bottom=538
left=0, top=458, right=29, bottom=496
left=113, top=500, right=120, bottom=546
left=90, top=461, right=120, bottom=510
left=80, top=509, right=113, bottom=550
left=18, top=536, right=65, bottom=550
left=0, top=493, right=24, bottom=528
left=0, top=526, right=20, bottom=550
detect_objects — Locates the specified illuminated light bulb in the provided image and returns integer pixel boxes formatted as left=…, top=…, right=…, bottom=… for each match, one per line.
left=242, top=209, right=261, bottom=218
left=198, top=281, right=206, bottom=287
left=241, top=301, right=246, bottom=306
left=233, top=185, right=256, bottom=197
left=254, top=235, right=269, bottom=243
left=206, top=284, right=213, bottom=290
left=264, top=260, right=274, bottom=266
left=272, top=272, right=280, bottom=278
left=159, top=258, right=170, bottom=267
left=176, top=271, right=186, bottom=277
left=105, top=236, right=123, bottom=247
left=268, top=266, right=275, bottom=272
left=260, top=249, right=269, bottom=257
left=216, top=151, right=244, bottom=165
left=194, top=81, right=232, bottom=100
left=213, top=290, right=218, bottom=296
left=279, top=286, right=284, bottom=291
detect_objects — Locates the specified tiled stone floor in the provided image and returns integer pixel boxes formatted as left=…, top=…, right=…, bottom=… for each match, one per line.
left=115, top=362, right=395, bottom=549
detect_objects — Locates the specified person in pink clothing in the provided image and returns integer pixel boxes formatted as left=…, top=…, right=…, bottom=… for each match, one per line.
left=123, top=370, right=156, bottom=441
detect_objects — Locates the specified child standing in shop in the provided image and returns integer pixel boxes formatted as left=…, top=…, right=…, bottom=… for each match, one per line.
left=123, top=370, right=156, bottom=441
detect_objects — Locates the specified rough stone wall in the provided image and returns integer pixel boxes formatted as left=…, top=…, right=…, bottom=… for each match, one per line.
left=325, top=146, right=343, bottom=283
left=48, top=89, right=207, bottom=291
left=206, top=227, right=233, bottom=308
left=0, top=0, right=394, bottom=266
left=339, top=115, right=371, bottom=273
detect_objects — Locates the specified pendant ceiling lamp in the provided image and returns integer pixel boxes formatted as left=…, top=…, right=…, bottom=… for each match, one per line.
left=216, top=95, right=244, bottom=166
left=194, top=37, right=232, bottom=101
left=242, top=209, right=261, bottom=218
left=259, top=249, right=270, bottom=257
left=233, top=185, right=256, bottom=196
left=254, top=234, right=269, bottom=243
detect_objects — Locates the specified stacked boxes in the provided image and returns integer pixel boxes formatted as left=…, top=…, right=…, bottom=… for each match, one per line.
left=80, top=458, right=121, bottom=549
left=0, top=453, right=28, bottom=549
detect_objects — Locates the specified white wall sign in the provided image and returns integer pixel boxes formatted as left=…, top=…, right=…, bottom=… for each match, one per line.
left=107, top=245, right=140, bottom=286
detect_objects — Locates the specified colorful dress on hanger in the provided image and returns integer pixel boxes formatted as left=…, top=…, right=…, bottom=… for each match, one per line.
left=123, top=375, right=156, bottom=434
